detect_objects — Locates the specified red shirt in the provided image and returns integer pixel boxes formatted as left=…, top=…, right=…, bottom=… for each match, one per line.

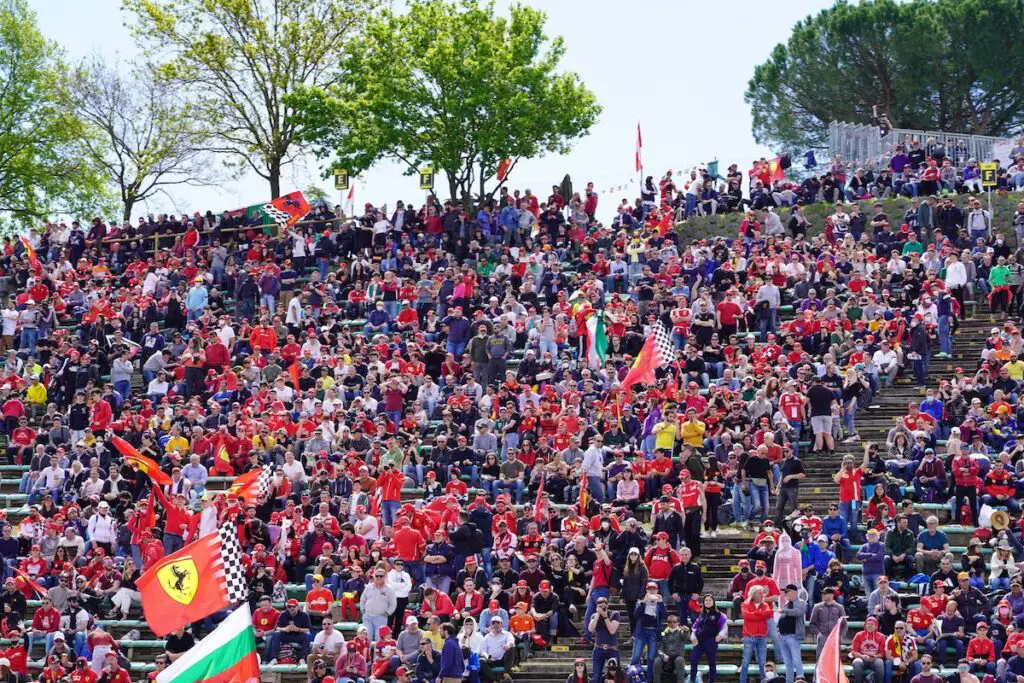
left=716, top=301, right=742, bottom=326
left=31, top=606, right=60, bottom=632
left=306, top=587, right=334, bottom=614
left=644, top=546, right=679, bottom=580
left=779, top=393, right=804, bottom=421
left=836, top=466, right=864, bottom=503
left=392, top=526, right=426, bottom=562
left=252, top=606, right=280, bottom=633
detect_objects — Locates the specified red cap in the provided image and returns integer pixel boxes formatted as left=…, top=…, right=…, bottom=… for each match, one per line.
left=286, top=598, right=299, bottom=607
left=395, top=668, right=409, bottom=678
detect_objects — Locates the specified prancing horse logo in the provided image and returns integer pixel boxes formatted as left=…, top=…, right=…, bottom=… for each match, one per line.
left=156, top=557, right=198, bottom=605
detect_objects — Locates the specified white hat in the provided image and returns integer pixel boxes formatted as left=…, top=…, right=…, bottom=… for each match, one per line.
left=0, top=658, right=10, bottom=667
left=53, top=632, right=65, bottom=640
left=406, top=616, right=418, bottom=626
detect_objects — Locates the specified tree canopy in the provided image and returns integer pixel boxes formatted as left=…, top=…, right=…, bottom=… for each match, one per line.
left=286, top=0, right=601, bottom=205
left=745, top=0, right=1024, bottom=151
left=0, top=0, right=109, bottom=227
left=70, top=56, right=215, bottom=221
left=123, top=0, right=376, bottom=199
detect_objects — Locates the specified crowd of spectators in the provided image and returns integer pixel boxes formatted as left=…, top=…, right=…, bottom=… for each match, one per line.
left=0, top=141, right=1021, bottom=683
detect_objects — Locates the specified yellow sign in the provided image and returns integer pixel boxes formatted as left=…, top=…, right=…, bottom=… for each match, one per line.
left=157, top=557, right=198, bottom=605
left=419, top=166, right=435, bottom=190
left=551, top=645, right=569, bottom=652
left=980, top=162, right=998, bottom=188
left=334, top=169, right=350, bottom=191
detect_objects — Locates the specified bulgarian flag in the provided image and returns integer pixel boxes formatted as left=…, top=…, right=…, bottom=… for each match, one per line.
left=156, top=603, right=259, bottom=683
left=585, top=312, right=608, bottom=369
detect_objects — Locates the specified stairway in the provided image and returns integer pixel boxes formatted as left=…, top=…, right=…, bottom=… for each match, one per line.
left=511, top=313, right=997, bottom=683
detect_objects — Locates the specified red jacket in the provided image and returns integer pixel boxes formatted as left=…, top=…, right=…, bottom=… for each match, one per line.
left=454, top=590, right=484, bottom=617
left=966, top=636, right=996, bottom=663
left=392, top=526, right=426, bottom=562
left=740, top=601, right=772, bottom=637
left=378, top=469, right=404, bottom=502
left=644, top=546, right=679, bottom=581
left=951, top=455, right=980, bottom=487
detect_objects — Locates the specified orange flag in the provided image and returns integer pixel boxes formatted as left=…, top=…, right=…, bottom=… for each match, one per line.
left=578, top=471, right=589, bottom=516
left=815, top=618, right=848, bottom=683
left=213, top=443, right=233, bottom=475
left=110, top=435, right=172, bottom=486
left=19, top=236, right=40, bottom=272
left=288, top=361, right=301, bottom=392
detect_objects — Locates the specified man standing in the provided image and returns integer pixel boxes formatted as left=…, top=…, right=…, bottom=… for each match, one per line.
left=808, top=587, right=847, bottom=660
left=774, top=447, right=806, bottom=527
left=806, top=376, right=838, bottom=455
left=588, top=596, right=620, bottom=683
left=359, top=568, right=397, bottom=647
left=777, top=585, right=807, bottom=683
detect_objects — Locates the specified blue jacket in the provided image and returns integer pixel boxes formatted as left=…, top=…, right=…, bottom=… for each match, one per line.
left=920, top=398, right=944, bottom=422
left=856, top=540, right=885, bottom=575
left=822, top=515, right=848, bottom=541
left=439, top=636, right=465, bottom=678
left=498, top=206, right=519, bottom=230
left=633, top=599, right=666, bottom=631
left=799, top=541, right=833, bottom=575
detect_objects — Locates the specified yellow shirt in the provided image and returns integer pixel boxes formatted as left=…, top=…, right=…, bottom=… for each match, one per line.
left=680, top=419, right=707, bottom=448
left=653, top=421, right=677, bottom=451
left=25, top=383, right=46, bottom=405
left=164, top=436, right=190, bottom=454
left=1006, top=359, right=1024, bottom=381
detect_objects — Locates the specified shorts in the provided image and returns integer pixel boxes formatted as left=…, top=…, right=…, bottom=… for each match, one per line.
left=810, top=415, right=833, bottom=435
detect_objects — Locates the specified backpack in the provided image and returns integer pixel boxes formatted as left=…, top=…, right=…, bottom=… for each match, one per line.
left=627, top=664, right=647, bottom=683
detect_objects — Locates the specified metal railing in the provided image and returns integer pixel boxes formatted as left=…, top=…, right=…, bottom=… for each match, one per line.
left=828, top=121, right=1010, bottom=167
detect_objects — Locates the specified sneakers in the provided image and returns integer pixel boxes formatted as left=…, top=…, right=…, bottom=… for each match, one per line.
left=710, top=530, right=718, bottom=538
left=843, top=434, right=860, bottom=443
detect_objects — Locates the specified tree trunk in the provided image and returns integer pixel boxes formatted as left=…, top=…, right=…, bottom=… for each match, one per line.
left=269, top=164, right=281, bottom=199
left=446, top=171, right=459, bottom=205
left=122, top=197, right=135, bottom=223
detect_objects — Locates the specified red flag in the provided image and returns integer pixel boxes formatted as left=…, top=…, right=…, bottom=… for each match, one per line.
left=578, top=471, right=590, bottom=516
left=226, top=467, right=270, bottom=506
left=496, top=158, right=512, bottom=181
left=288, top=361, right=301, bottom=392
left=815, top=618, right=848, bottom=683
left=635, top=122, right=643, bottom=173
left=136, top=526, right=245, bottom=636
left=346, top=186, right=355, bottom=214
left=110, top=435, right=172, bottom=486
left=533, top=472, right=545, bottom=522
left=768, top=156, right=785, bottom=181
left=12, top=567, right=46, bottom=598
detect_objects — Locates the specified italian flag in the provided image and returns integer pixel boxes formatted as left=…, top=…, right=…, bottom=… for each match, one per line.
left=156, top=604, right=260, bottom=683
left=585, top=312, right=608, bottom=369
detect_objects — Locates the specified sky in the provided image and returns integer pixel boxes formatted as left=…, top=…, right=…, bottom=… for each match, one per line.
left=31, top=0, right=837, bottom=221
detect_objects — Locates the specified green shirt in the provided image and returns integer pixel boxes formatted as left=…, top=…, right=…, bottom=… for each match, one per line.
left=901, top=241, right=924, bottom=255
left=990, top=264, right=1011, bottom=286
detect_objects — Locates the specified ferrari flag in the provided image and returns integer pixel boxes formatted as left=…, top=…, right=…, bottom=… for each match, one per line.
left=138, top=524, right=248, bottom=636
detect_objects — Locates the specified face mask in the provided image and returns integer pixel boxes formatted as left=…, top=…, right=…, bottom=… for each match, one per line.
left=740, top=568, right=749, bottom=574
left=755, top=568, right=765, bottom=576
left=601, top=522, right=610, bottom=530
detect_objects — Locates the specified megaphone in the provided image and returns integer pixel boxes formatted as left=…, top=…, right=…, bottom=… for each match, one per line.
left=991, top=509, right=1010, bottom=531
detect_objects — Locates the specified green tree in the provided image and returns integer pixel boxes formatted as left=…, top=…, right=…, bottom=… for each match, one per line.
left=286, top=0, right=601, bottom=206
left=0, top=0, right=109, bottom=227
left=70, top=56, right=216, bottom=222
left=122, top=0, right=377, bottom=199
left=745, top=0, right=1024, bottom=151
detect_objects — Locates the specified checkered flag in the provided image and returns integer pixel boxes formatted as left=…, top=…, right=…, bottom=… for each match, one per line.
left=652, top=320, right=674, bottom=367
left=262, top=202, right=292, bottom=227
left=216, top=523, right=248, bottom=603
left=254, top=466, right=272, bottom=503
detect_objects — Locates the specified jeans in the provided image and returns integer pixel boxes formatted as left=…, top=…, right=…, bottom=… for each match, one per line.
left=587, top=475, right=606, bottom=504
left=932, top=636, right=964, bottom=667
left=381, top=500, right=401, bottom=527
left=779, top=635, right=803, bottom=683
left=839, top=501, right=860, bottom=544
left=938, top=316, right=952, bottom=355
left=19, top=328, right=37, bottom=354
left=852, top=657, right=884, bottom=683
left=862, top=573, right=880, bottom=597
left=494, top=479, right=524, bottom=504
left=739, top=636, right=767, bottom=683
left=885, top=659, right=921, bottom=683
left=582, top=587, right=609, bottom=643
left=592, top=647, right=619, bottom=683
left=748, top=483, right=769, bottom=522
left=787, top=421, right=802, bottom=456
left=732, top=481, right=751, bottom=524
left=363, top=614, right=389, bottom=645
left=630, top=627, right=659, bottom=681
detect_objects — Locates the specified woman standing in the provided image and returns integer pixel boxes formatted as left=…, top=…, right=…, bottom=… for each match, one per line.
left=690, top=594, right=727, bottom=683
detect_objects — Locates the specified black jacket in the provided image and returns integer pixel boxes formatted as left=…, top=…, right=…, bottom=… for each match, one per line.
left=651, top=510, right=684, bottom=549
left=669, top=561, right=704, bottom=597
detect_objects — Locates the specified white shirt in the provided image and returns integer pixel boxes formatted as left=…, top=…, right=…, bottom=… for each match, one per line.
left=386, top=569, right=412, bottom=598
left=480, top=630, right=514, bottom=660
left=217, top=325, right=236, bottom=348
left=945, top=261, right=967, bottom=288
left=86, top=513, right=116, bottom=544
left=1, top=309, right=18, bottom=336
left=313, top=628, right=348, bottom=657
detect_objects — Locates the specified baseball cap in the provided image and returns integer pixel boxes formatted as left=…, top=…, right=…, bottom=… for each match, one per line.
left=395, top=668, right=409, bottom=678
left=286, top=598, right=299, bottom=607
